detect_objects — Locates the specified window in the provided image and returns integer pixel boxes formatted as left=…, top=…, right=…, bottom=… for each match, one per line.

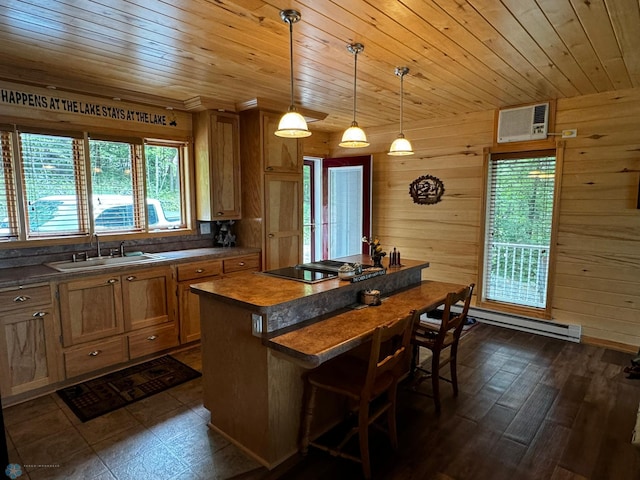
left=0, top=126, right=188, bottom=242
left=481, top=149, right=558, bottom=314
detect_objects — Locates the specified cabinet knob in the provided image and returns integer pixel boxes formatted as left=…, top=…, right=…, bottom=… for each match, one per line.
left=126, top=276, right=136, bottom=281
left=147, top=335, right=158, bottom=341
left=216, top=212, right=224, bottom=216
left=107, top=278, right=118, bottom=284
left=13, top=295, right=30, bottom=303
left=266, top=166, right=273, bottom=171
left=268, top=233, right=275, bottom=238
left=32, top=311, right=47, bottom=318
left=88, top=350, right=102, bottom=356
left=196, top=269, right=204, bottom=273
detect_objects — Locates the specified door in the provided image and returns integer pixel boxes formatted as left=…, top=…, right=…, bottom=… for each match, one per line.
left=321, top=156, right=371, bottom=259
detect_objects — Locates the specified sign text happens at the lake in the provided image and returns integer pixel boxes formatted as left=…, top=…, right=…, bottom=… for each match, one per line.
left=1, top=88, right=176, bottom=127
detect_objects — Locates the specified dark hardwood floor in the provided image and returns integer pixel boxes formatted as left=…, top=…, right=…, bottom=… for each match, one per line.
left=247, top=323, right=640, bottom=480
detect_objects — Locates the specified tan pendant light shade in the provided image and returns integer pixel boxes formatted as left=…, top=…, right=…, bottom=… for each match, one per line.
left=388, top=66, right=414, bottom=156
left=275, top=10, right=311, bottom=138
left=339, top=43, right=369, bottom=148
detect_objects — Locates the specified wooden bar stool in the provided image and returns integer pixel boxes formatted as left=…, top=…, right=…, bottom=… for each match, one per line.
left=410, top=283, right=474, bottom=412
left=299, top=311, right=415, bottom=479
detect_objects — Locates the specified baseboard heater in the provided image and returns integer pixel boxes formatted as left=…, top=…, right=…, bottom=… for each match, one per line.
left=450, top=305, right=582, bottom=343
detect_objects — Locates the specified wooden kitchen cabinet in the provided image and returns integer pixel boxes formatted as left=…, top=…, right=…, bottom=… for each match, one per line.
left=239, top=109, right=303, bottom=270
left=58, top=266, right=177, bottom=378
left=0, top=284, right=60, bottom=396
left=176, top=254, right=260, bottom=343
left=58, top=273, right=125, bottom=347
left=194, top=110, right=241, bottom=220
left=262, top=112, right=302, bottom=173
left=264, top=174, right=302, bottom=271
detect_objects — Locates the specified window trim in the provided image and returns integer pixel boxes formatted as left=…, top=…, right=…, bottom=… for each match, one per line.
left=476, top=142, right=565, bottom=319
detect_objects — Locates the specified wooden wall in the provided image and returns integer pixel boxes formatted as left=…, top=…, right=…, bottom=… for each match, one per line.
left=324, top=87, right=640, bottom=351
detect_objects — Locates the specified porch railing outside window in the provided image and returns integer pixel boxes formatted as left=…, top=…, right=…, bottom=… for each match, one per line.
left=485, top=242, right=549, bottom=308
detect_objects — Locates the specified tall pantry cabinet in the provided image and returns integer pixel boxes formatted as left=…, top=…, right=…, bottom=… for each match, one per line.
left=237, top=109, right=302, bottom=270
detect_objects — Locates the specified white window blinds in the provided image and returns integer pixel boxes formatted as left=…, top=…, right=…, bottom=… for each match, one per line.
left=484, top=151, right=556, bottom=309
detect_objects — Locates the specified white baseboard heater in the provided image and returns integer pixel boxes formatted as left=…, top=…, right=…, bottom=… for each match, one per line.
left=451, top=305, right=582, bottom=343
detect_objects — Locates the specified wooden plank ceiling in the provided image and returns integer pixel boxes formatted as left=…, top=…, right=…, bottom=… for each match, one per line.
left=0, top=0, right=638, bottom=133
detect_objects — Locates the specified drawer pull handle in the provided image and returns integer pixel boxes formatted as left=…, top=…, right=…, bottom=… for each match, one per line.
left=238, top=262, right=245, bottom=266
left=88, top=350, right=101, bottom=356
left=147, top=335, right=158, bottom=341
left=107, top=279, right=118, bottom=284
left=196, top=269, right=204, bottom=273
left=13, top=295, right=31, bottom=303
left=216, top=212, right=224, bottom=216
left=126, top=276, right=136, bottom=281
left=32, top=311, right=47, bottom=318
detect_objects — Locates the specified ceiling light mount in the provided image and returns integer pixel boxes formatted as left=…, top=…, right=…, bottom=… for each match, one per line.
left=275, top=9, right=311, bottom=138
left=339, top=42, right=369, bottom=148
left=388, top=65, right=414, bottom=156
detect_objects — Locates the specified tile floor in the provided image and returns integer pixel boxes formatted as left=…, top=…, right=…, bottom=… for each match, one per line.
left=3, top=346, right=264, bottom=480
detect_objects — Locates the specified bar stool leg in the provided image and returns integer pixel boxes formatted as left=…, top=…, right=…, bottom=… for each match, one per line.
left=358, top=399, right=371, bottom=479
left=431, top=351, right=441, bottom=412
left=300, top=382, right=317, bottom=455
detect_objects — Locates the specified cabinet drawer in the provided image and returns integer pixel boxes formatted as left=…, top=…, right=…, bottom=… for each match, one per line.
left=128, top=323, right=179, bottom=359
left=223, top=254, right=260, bottom=274
left=177, top=260, right=222, bottom=281
left=64, top=336, right=128, bottom=379
left=0, top=285, right=52, bottom=311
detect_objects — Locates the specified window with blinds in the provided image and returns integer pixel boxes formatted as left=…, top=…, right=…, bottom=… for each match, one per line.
left=0, top=126, right=187, bottom=242
left=20, top=131, right=88, bottom=237
left=483, top=150, right=557, bottom=309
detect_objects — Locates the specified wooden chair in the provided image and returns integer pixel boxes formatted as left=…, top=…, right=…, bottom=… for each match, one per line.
left=411, top=283, right=474, bottom=412
left=299, top=311, right=415, bottom=479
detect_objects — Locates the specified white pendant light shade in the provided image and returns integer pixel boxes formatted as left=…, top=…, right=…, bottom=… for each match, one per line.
left=388, top=66, right=414, bottom=156
left=340, top=122, right=369, bottom=148
left=388, top=134, right=414, bottom=155
left=276, top=109, right=312, bottom=138
left=275, top=10, right=311, bottom=139
left=340, top=43, right=368, bottom=148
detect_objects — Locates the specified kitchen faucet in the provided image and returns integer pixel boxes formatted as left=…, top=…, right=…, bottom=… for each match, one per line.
left=94, top=233, right=102, bottom=258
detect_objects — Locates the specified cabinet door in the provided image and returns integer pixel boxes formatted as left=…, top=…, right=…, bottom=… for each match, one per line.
left=195, top=111, right=241, bottom=220
left=265, top=173, right=302, bottom=270
left=122, top=267, right=174, bottom=331
left=262, top=112, right=301, bottom=173
left=0, top=306, right=59, bottom=396
left=59, top=274, right=124, bottom=347
left=178, top=276, right=221, bottom=344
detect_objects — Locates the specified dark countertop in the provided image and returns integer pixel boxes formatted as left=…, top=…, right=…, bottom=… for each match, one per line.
left=0, top=247, right=261, bottom=288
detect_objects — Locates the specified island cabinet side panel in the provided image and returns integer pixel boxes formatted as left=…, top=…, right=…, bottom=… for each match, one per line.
left=199, top=296, right=271, bottom=463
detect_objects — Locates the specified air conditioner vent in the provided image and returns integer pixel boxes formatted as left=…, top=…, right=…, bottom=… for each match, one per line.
left=497, top=102, right=549, bottom=143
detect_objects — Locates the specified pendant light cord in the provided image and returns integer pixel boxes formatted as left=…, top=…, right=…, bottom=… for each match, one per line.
left=288, top=19, right=295, bottom=109
left=352, top=50, right=358, bottom=123
left=399, top=72, right=404, bottom=134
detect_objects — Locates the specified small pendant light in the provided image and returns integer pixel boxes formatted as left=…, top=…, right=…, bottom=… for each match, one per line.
left=339, top=43, right=369, bottom=148
left=388, top=66, right=414, bottom=156
left=275, top=9, right=311, bottom=138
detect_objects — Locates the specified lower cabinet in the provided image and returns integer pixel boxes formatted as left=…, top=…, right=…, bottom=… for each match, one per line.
left=176, top=253, right=260, bottom=344
left=58, top=266, right=178, bottom=379
left=0, top=284, right=60, bottom=397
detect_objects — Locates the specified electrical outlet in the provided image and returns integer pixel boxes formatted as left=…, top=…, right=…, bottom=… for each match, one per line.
left=200, top=222, right=211, bottom=234
left=562, top=129, right=577, bottom=138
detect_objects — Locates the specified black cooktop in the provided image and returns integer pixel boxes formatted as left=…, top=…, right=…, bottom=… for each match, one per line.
left=262, top=266, right=338, bottom=284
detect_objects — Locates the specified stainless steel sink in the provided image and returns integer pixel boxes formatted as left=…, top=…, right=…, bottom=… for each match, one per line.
left=46, top=253, right=165, bottom=272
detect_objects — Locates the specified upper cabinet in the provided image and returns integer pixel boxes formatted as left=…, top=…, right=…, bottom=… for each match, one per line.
left=194, top=111, right=241, bottom=220
left=262, top=112, right=302, bottom=173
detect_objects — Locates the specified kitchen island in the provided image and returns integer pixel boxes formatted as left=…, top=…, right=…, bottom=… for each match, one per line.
left=191, top=255, right=460, bottom=468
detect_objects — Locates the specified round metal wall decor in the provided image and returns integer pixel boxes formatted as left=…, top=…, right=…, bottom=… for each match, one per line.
left=409, top=175, right=445, bottom=205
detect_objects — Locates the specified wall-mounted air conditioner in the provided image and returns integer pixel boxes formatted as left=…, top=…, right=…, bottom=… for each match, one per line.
left=497, top=102, right=549, bottom=143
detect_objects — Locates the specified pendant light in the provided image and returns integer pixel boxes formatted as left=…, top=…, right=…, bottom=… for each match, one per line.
left=275, top=9, right=311, bottom=138
left=339, top=43, right=369, bottom=148
left=388, top=66, right=414, bottom=156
